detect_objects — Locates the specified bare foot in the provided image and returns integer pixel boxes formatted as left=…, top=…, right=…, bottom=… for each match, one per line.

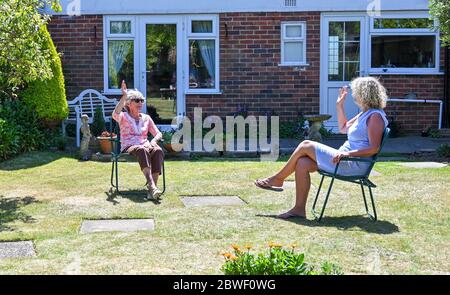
left=277, top=208, right=306, bottom=219
left=255, top=176, right=284, bottom=188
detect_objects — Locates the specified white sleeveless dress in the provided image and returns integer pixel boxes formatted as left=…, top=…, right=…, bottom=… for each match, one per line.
left=314, top=109, right=389, bottom=176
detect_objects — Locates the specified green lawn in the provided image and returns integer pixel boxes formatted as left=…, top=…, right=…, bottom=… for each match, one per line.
left=0, top=152, right=449, bottom=274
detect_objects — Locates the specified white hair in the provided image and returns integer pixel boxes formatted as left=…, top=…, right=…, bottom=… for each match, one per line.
left=125, top=89, right=145, bottom=107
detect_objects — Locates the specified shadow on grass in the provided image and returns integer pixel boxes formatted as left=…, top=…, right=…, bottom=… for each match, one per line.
left=105, top=189, right=161, bottom=205
left=0, top=151, right=75, bottom=171
left=0, top=196, right=39, bottom=232
left=256, top=214, right=399, bottom=234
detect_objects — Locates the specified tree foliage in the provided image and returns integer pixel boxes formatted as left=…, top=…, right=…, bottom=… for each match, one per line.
left=0, top=0, right=61, bottom=97
left=429, top=0, right=450, bottom=47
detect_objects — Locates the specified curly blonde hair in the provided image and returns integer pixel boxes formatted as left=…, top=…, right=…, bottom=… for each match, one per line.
left=350, top=77, right=387, bottom=110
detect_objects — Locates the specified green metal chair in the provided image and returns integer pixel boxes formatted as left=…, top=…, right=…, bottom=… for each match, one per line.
left=311, top=128, right=390, bottom=222
left=109, top=122, right=166, bottom=194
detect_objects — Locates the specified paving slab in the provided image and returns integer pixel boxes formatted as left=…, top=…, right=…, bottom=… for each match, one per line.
left=80, top=219, right=155, bottom=233
left=0, top=241, right=35, bottom=259
left=180, top=196, right=246, bottom=207
left=398, top=162, right=448, bottom=169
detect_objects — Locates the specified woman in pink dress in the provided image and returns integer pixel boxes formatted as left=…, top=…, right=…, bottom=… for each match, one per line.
left=113, top=81, right=164, bottom=200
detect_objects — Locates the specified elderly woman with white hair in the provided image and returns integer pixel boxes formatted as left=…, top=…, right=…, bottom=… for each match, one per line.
left=113, top=80, right=164, bottom=200
left=255, top=76, right=389, bottom=219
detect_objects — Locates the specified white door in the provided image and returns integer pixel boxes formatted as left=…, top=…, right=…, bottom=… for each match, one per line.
left=139, top=16, right=184, bottom=131
left=320, top=15, right=367, bottom=131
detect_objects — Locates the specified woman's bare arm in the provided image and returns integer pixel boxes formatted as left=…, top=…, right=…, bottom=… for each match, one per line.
left=113, top=80, right=128, bottom=115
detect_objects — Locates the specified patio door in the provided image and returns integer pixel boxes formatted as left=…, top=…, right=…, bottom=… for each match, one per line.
left=139, top=16, right=184, bottom=130
left=320, top=15, right=368, bottom=130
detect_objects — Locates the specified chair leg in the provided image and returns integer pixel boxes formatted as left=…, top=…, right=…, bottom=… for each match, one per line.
left=312, top=175, right=335, bottom=222
left=111, top=159, right=115, bottom=188
left=115, top=158, right=119, bottom=193
left=161, top=160, right=166, bottom=195
left=360, top=180, right=377, bottom=221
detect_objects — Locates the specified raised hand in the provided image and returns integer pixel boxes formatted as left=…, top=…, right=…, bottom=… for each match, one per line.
left=121, top=80, right=127, bottom=97
left=336, top=86, right=348, bottom=107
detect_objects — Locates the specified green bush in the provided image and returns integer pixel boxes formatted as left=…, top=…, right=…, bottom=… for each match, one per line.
left=91, top=106, right=106, bottom=137
left=437, top=143, right=450, bottom=158
left=221, top=244, right=343, bottom=275
left=21, top=25, right=68, bottom=122
left=0, top=99, right=48, bottom=160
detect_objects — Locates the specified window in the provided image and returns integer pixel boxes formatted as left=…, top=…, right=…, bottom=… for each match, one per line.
left=281, top=22, right=307, bottom=65
left=104, top=17, right=136, bottom=93
left=187, top=16, right=219, bottom=92
left=369, top=15, right=440, bottom=74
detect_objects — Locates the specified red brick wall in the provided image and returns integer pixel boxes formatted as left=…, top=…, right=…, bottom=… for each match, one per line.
left=47, top=15, right=104, bottom=99
left=187, top=12, right=322, bottom=121
left=48, top=13, right=445, bottom=133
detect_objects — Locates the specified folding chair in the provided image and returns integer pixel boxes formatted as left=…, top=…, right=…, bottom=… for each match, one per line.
left=311, top=128, right=390, bottom=222
left=109, top=122, right=166, bottom=194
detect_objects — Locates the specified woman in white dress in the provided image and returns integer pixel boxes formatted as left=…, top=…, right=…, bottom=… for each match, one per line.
left=255, top=77, right=389, bottom=219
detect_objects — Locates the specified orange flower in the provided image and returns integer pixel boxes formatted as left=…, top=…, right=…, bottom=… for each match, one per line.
left=245, top=245, right=252, bottom=250
left=272, top=243, right=283, bottom=248
left=222, top=252, right=232, bottom=259
left=288, top=243, right=297, bottom=249
left=230, top=254, right=238, bottom=261
left=231, top=244, right=241, bottom=253
left=268, top=242, right=275, bottom=248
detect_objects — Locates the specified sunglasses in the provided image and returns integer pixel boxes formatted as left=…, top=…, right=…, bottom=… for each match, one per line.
left=131, top=98, right=144, bottom=103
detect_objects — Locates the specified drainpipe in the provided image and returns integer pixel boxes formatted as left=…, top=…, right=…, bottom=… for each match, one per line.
left=444, top=46, right=449, bottom=128
left=387, top=98, right=443, bottom=129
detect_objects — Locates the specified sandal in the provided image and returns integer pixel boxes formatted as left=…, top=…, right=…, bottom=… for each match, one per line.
left=254, top=179, right=284, bottom=192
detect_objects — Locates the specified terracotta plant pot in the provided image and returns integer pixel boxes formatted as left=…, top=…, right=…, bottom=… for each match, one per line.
left=97, top=136, right=116, bottom=154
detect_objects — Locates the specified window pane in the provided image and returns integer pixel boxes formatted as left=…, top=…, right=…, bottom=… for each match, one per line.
left=345, top=22, right=360, bottom=42
left=345, top=42, right=360, bottom=62
left=329, top=22, right=344, bottom=40
left=345, top=62, right=360, bottom=81
left=189, top=40, right=215, bottom=89
left=284, top=42, right=303, bottom=62
left=146, top=24, right=177, bottom=125
left=110, top=21, right=132, bottom=34
left=192, top=21, right=213, bottom=33
left=108, top=40, right=134, bottom=89
left=371, top=35, right=436, bottom=68
left=374, top=18, right=433, bottom=29
left=286, top=25, right=302, bottom=38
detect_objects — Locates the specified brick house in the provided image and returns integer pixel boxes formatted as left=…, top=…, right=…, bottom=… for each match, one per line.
left=48, top=0, right=449, bottom=133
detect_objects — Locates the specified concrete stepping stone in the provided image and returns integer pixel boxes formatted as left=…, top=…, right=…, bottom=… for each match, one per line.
left=180, top=196, right=246, bottom=207
left=398, top=162, right=447, bottom=169
left=0, top=241, right=35, bottom=259
left=80, top=219, right=155, bottom=233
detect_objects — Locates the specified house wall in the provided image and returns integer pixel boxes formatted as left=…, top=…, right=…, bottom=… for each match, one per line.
left=47, top=15, right=104, bottom=99
left=48, top=12, right=445, bottom=133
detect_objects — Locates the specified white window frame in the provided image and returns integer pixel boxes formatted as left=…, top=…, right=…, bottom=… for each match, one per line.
left=185, top=15, right=220, bottom=94
left=103, top=16, right=138, bottom=94
left=369, top=12, right=441, bottom=75
left=280, top=21, right=307, bottom=66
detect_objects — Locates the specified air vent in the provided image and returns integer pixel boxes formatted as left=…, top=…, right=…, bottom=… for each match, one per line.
left=284, top=0, right=297, bottom=7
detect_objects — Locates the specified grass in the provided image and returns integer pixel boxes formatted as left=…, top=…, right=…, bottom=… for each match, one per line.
left=0, top=151, right=449, bottom=274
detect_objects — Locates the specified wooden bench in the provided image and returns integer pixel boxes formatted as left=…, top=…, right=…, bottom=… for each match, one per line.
left=62, top=89, right=118, bottom=147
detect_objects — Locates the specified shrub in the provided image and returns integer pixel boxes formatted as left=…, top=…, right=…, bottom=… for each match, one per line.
left=221, top=243, right=343, bottom=275
left=0, top=0, right=62, bottom=97
left=21, top=25, right=68, bottom=122
left=91, top=107, right=106, bottom=137
left=437, top=143, right=450, bottom=158
left=0, top=99, right=47, bottom=160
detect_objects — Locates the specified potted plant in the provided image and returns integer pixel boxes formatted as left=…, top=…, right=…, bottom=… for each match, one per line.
left=97, top=130, right=117, bottom=154
left=162, top=129, right=182, bottom=153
